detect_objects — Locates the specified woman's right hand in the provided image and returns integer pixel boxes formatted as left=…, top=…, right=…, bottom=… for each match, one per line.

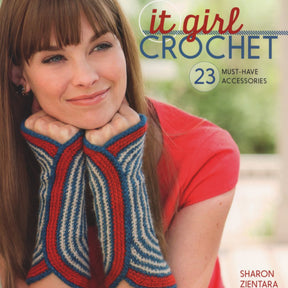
left=24, top=110, right=79, bottom=144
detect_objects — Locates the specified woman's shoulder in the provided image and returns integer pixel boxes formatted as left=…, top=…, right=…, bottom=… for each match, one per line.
left=152, top=98, right=240, bottom=207
left=150, top=98, right=239, bottom=155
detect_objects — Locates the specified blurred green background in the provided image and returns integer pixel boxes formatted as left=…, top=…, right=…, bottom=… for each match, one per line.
left=123, top=4, right=288, bottom=286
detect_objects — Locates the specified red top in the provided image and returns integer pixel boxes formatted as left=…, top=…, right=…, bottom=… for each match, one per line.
left=87, top=99, right=240, bottom=287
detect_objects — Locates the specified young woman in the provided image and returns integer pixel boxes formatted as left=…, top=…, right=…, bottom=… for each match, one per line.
left=0, top=0, right=240, bottom=287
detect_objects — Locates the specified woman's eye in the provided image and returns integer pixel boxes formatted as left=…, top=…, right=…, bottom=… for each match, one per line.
left=42, top=54, right=65, bottom=64
left=92, top=42, right=112, bottom=52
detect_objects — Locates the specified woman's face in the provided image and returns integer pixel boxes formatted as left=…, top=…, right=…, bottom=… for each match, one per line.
left=22, top=16, right=127, bottom=129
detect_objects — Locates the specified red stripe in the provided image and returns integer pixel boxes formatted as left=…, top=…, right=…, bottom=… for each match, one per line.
left=45, top=136, right=89, bottom=287
left=27, top=259, right=48, bottom=278
left=127, top=268, right=176, bottom=287
left=107, top=123, right=147, bottom=156
left=22, top=131, right=58, bottom=157
left=85, top=147, right=126, bottom=287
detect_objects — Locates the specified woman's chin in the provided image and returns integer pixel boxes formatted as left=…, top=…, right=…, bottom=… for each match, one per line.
left=51, top=111, right=116, bottom=130
left=71, top=118, right=112, bottom=130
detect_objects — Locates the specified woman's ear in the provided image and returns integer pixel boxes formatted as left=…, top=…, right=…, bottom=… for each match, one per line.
left=10, top=64, right=30, bottom=93
left=11, top=64, right=25, bottom=86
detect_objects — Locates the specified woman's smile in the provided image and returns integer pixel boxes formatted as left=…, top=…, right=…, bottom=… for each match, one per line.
left=67, top=87, right=110, bottom=106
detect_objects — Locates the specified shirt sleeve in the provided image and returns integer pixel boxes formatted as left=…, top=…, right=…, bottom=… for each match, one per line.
left=178, top=127, right=240, bottom=208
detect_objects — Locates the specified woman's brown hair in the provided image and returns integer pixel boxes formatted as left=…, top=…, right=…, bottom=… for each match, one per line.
left=0, top=0, right=165, bottom=287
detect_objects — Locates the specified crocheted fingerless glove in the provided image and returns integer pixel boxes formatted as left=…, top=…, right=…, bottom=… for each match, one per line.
left=83, top=114, right=176, bottom=288
left=21, top=123, right=90, bottom=288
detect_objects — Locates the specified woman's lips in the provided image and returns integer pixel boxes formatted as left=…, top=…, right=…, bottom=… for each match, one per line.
left=67, top=88, right=109, bottom=105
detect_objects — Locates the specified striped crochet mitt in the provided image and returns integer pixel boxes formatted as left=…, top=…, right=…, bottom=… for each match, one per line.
left=21, top=123, right=90, bottom=288
left=83, top=114, right=176, bottom=288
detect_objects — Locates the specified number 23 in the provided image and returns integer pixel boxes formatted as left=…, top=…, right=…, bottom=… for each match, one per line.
left=195, top=68, right=216, bottom=85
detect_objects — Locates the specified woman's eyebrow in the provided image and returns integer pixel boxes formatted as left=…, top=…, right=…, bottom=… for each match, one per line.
left=89, top=31, right=108, bottom=43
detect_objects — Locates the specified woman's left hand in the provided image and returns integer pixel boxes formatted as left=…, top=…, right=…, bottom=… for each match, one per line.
left=85, top=99, right=140, bottom=146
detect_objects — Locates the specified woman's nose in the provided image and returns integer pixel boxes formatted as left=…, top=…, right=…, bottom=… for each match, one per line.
left=71, top=59, right=99, bottom=87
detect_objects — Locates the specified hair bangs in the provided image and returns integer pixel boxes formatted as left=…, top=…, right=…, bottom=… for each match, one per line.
left=12, top=0, right=121, bottom=65
left=17, top=0, right=82, bottom=63
left=79, top=0, right=122, bottom=43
